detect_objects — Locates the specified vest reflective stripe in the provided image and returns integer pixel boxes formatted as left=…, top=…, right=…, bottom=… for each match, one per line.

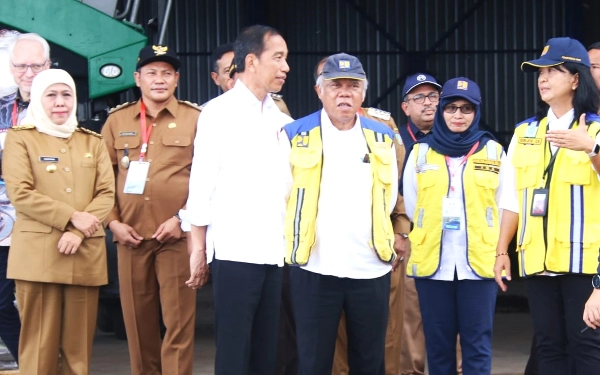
left=285, top=122, right=395, bottom=266
left=408, top=141, right=502, bottom=278
left=513, top=117, right=600, bottom=275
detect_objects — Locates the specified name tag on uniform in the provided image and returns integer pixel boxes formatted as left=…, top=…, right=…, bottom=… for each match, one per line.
left=119, top=131, right=137, bottom=137
left=39, top=156, right=59, bottom=162
left=123, top=161, right=150, bottom=194
left=442, top=197, right=461, bottom=230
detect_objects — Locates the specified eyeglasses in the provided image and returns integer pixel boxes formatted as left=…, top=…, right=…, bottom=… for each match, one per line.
left=405, top=92, right=440, bottom=104
left=443, top=104, right=475, bottom=114
left=11, top=60, right=48, bottom=73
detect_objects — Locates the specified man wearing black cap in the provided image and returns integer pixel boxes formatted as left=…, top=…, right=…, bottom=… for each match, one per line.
left=283, top=53, right=398, bottom=375
left=101, top=44, right=200, bottom=375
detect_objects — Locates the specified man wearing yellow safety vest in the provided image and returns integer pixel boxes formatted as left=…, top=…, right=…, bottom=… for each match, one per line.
left=283, top=53, right=398, bottom=375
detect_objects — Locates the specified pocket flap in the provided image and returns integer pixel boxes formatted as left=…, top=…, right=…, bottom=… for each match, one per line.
left=290, top=149, right=321, bottom=168
left=162, top=135, right=191, bottom=147
left=114, top=137, right=140, bottom=150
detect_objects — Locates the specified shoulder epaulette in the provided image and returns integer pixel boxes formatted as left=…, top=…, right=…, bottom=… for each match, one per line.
left=366, top=107, right=391, bottom=121
left=178, top=100, right=202, bottom=111
left=10, top=124, right=35, bottom=131
left=108, top=102, right=136, bottom=114
left=76, top=127, right=103, bottom=139
left=270, top=93, right=283, bottom=101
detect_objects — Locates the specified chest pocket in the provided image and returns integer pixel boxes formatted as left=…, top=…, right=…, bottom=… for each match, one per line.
left=158, top=135, right=192, bottom=165
left=556, top=149, right=592, bottom=186
left=512, top=144, right=543, bottom=189
left=290, top=148, right=321, bottom=188
left=371, top=146, right=393, bottom=185
left=114, top=137, right=141, bottom=162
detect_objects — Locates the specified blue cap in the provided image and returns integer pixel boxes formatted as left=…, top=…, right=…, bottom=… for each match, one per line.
left=521, top=37, right=590, bottom=72
left=440, top=77, right=481, bottom=105
left=402, top=73, right=441, bottom=98
left=321, top=53, right=366, bottom=80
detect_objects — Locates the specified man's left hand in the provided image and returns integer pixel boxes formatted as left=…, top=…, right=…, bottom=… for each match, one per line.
left=152, top=216, right=183, bottom=243
left=392, top=233, right=408, bottom=271
left=584, top=288, right=600, bottom=329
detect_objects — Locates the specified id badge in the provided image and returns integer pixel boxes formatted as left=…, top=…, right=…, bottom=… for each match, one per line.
left=530, top=188, right=549, bottom=217
left=442, top=197, right=462, bottom=230
left=123, top=161, right=150, bottom=194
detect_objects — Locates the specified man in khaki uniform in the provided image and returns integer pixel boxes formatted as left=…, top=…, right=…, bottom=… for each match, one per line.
left=313, top=57, right=410, bottom=375
left=101, top=45, right=200, bottom=375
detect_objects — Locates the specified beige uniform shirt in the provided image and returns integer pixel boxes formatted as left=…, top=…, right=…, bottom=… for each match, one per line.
left=3, top=126, right=115, bottom=286
left=359, top=107, right=410, bottom=234
left=101, top=97, right=200, bottom=238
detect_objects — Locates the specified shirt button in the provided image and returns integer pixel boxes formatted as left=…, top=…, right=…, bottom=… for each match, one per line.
left=66, top=188, right=72, bottom=193
left=174, top=140, right=180, bottom=144
left=147, top=159, right=152, bottom=162
left=146, top=178, right=150, bottom=182
left=124, top=143, right=129, bottom=148
left=149, top=141, right=154, bottom=145
left=152, top=123, right=157, bottom=127
left=60, top=149, right=66, bottom=154
left=64, top=167, right=70, bottom=172
left=144, top=197, right=150, bottom=201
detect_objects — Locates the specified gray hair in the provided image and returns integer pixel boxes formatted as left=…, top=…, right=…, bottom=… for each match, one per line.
left=316, top=74, right=369, bottom=99
left=8, top=33, right=50, bottom=61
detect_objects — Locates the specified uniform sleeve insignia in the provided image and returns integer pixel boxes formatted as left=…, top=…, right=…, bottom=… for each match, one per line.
left=367, top=107, right=391, bottom=121
left=76, top=127, right=103, bottom=138
left=178, top=100, right=202, bottom=111
left=270, top=93, right=283, bottom=101
left=10, top=124, right=35, bottom=131
left=108, top=102, right=136, bottom=114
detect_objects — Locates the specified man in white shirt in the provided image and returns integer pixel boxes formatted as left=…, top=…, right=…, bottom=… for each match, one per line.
left=283, top=53, right=398, bottom=375
left=185, top=25, right=293, bottom=375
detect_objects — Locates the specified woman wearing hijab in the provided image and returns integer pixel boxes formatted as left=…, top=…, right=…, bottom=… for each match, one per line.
left=494, top=37, right=600, bottom=374
left=1, top=69, right=114, bottom=374
left=403, top=77, right=504, bottom=375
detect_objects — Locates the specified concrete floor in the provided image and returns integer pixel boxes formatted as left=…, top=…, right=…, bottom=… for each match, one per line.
left=2, top=280, right=535, bottom=375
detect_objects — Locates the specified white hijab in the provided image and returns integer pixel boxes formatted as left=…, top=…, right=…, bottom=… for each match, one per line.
left=22, top=69, right=78, bottom=138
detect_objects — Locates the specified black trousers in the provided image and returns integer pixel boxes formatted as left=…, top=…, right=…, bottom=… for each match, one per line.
left=290, top=267, right=390, bottom=375
left=276, top=264, right=298, bottom=375
left=526, top=275, right=600, bottom=375
left=0, top=246, right=20, bottom=363
left=211, top=259, right=283, bottom=375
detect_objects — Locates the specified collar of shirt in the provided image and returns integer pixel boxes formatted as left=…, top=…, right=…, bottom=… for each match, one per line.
left=408, top=119, right=429, bottom=139
left=133, top=96, right=179, bottom=120
left=546, top=107, right=574, bottom=130
left=320, top=109, right=361, bottom=133
left=232, top=79, right=277, bottom=112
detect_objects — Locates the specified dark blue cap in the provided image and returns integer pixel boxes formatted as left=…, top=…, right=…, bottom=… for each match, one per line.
left=441, top=77, right=481, bottom=105
left=321, top=53, right=366, bottom=80
left=521, top=37, right=590, bottom=72
left=402, top=73, right=441, bottom=98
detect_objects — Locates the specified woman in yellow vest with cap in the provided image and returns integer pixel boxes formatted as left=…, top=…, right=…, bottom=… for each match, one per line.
left=403, top=77, right=504, bottom=375
left=494, top=37, right=600, bottom=374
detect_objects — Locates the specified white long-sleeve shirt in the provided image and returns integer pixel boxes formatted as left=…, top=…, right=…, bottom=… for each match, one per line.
left=300, top=110, right=397, bottom=279
left=403, top=143, right=505, bottom=281
left=186, top=80, right=293, bottom=266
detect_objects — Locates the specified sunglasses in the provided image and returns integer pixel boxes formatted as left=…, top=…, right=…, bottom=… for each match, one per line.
left=443, top=104, right=475, bottom=114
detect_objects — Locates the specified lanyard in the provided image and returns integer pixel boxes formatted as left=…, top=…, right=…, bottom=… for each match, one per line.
left=12, top=101, right=18, bottom=127
left=406, top=123, right=417, bottom=142
left=139, top=101, right=153, bottom=160
left=445, top=141, right=480, bottom=192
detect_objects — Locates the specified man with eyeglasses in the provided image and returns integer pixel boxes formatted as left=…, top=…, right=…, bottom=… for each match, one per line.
left=0, top=32, right=50, bottom=368
left=398, top=73, right=440, bottom=375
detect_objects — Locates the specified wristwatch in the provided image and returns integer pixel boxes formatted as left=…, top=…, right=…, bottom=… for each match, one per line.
left=592, top=274, right=600, bottom=289
left=588, top=142, right=600, bottom=157
left=399, top=232, right=409, bottom=239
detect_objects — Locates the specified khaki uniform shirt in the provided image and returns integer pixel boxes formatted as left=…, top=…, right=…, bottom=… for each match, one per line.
left=3, top=127, right=115, bottom=286
left=359, top=107, right=410, bottom=234
left=101, top=97, right=200, bottom=238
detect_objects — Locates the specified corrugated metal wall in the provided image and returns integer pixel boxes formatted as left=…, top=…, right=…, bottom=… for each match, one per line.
left=139, top=0, right=571, bottom=145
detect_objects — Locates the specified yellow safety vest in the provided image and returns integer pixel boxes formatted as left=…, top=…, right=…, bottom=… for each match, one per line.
left=512, top=117, right=600, bottom=275
left=407, top=140, right=502, bottom=278
left=284, top=112, right=396, bottom=265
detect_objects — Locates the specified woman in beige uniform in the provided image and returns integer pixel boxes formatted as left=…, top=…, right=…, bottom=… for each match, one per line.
left=1, top=69, right=114, bottom=375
